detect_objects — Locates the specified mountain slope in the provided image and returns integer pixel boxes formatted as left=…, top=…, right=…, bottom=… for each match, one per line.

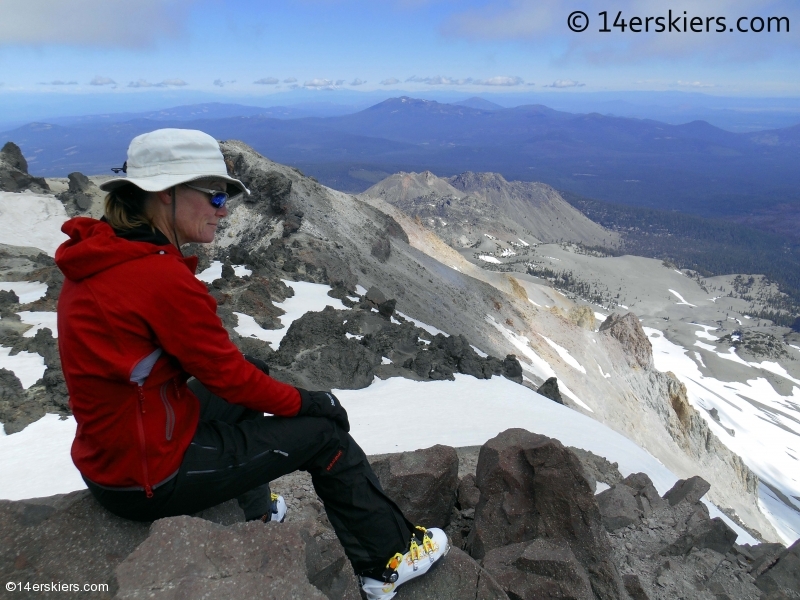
left=360, top=170, right=618, bottom=248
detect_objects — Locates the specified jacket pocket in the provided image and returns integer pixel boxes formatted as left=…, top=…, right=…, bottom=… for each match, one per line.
left=160, top=382, right=176, bottom=441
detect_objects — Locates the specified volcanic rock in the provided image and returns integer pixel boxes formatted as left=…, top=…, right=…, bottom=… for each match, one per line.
left=0, top=142, right=50, bottom=193
left=371, top=444, right=459, bottom=529
left=599, top=312, right=653, bottom=370
left=467, top=428, right=627, bottom=599
left=663, top=475, right=711, bottom=506
left=536, top=376, right=564, bottom=404
left=482, top=538, right=594, bottom=600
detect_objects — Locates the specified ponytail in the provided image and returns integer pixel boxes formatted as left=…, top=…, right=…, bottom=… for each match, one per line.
left=103, top=184, right=153, bottom=230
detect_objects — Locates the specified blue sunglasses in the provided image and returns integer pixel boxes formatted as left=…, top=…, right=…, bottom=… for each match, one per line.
left=183, top=183, right=240, bottom=209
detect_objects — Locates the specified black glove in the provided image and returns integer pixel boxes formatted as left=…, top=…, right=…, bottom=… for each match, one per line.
left=296, top=388, right=350, bottom=432
left=244, top=354, right=270, bottom=376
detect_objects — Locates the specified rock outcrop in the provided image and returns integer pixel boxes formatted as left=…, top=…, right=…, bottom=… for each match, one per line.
left=2, top=432, right=797, bottom=600
left=466, top=428, right=627, bottom=599
left=0, top=142, right=50, bottom=193
left=56, top=171, right=99, bottom=215
left=599, top=312, right=653, bottom=370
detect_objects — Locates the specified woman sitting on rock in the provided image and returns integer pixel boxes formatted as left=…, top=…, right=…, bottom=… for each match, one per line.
left=55, top=128, right=448, bottom=599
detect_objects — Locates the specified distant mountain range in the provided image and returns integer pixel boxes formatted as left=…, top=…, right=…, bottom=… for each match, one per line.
left=2, top=97, right=799, bottom=233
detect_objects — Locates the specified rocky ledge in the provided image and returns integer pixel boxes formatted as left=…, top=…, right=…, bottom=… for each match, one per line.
left=2, top=428, right=797, bottom=600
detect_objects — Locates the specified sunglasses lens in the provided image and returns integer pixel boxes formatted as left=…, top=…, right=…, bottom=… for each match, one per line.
left=210, top=192, right=228, bottom=208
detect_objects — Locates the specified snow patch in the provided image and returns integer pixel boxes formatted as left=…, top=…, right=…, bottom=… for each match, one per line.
left=0, top=191, right=69, bottom=256
left=196, top=261, right=252, bottom=283
left=0, top=281, right=48, bottom=304
left=517, top=238, right=529, bottom=247
left=0, top=414, right=84, bottom=500
left=0, top=346, right=45, bottom=388
left=234, top=280, right=348, bottom=348
left=478, top=255, right=501, bottom=264
left=395, top=311, right=447, bottom=337
left=539, top=334, right=587, bottom=374
left=18, top=311, right=58, bottom=338
left=470, top=345, right=488, bottom=358
left=668, top=289, right=696, bottom=307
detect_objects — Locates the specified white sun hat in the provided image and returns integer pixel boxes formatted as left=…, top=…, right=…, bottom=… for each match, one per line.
left=99, top=128, right=249, bottom=196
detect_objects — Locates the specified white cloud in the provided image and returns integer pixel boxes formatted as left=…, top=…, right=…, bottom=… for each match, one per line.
left=39, top=80, right=77, bottom=86
left=380, top=78, right=400, bottom=85
left=128, top=78, right=188, bottom=88
left=0, top=0, right=200, bottom=48
left=350, top=78, right=366, bottom=86
left=474, top=76, right=524, bottom=86
left=544, top=79, right=585, bottom=88
left=283, top=77, right=297, bottom=83
left=675, top=80, right=715, bottom=88
left=254, top=77, right=279, bottom=85
left=304, top=78, right=335, bottom=87
left=90, top=76, right=115, bottom=86
left=406, top=75, right=473, bottom=85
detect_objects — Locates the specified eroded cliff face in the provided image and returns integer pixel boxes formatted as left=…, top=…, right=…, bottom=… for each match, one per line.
left=598, top=312, right=773, bottom=541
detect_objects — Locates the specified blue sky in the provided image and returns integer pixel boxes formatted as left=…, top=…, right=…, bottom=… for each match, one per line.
left=0, top=0, right=798, bottom=116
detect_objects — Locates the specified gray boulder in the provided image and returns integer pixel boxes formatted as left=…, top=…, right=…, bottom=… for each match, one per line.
left=371, top=444, right=459, bottom=529
left=662, top=475, right=711, bottom=506
left=596, top=483, right=642, bottom=531
left=0, top=141, right=50, bottom=193
left=391, top=547, right=508, bottom=599
left=0, top=491, right=150, bottom=597
left=536, top=376, right=564, bottom=404
left=467, top=428, right=626, bottom=599
left=621, top=472, right=668, bottom=516
left=660, top=517, right=738, bottom=556
left=457, top=473, right=481, bottom=510
left=755, top=539, right=800, bottom=598
left=56, top=171, right=98, bottom=214
left=115, top=516, right=333, bottom=599
left=482, top=538, right=594, bottom=600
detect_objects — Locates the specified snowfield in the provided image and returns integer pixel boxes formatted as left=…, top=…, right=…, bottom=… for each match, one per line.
left=647, top=327, right=800, bottom=544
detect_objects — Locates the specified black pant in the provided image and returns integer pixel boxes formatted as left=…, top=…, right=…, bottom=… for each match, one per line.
left=84, top=380, right=413, bottom=573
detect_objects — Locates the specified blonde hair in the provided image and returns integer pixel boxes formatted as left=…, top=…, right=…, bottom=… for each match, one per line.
left=103, top=184, right=154, bottom=230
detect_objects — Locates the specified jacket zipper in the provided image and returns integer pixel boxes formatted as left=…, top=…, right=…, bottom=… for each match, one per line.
left=135, top=385, right=154, bottom=498
left=160, top=382, right=176, bottom=441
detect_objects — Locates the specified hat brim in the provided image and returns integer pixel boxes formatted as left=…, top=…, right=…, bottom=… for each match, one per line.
left=99, top=173, right=250, bottom=196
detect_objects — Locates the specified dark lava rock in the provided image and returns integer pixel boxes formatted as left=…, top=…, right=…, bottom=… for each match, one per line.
left=56, top=171, right=97, bottom=213
left=371, top=236, right=391, bottom=262
left=0, top=141, right=50, bottom=193
left=390, top=546, right=508, bottom=600
left=663, top=475, right=711, bottom=506
left=371, top=445, right=459, bottom=529
left=115, top=517, right=330, bottom=599
left=272, top=306, right=381, bottom=390
left=755, top=538, right=800, bottom=598
left=467, top=428, right=626, bottom=599
left=596, top=484, right=642, bottom=531
left=622, top=574, right=651, bottom=600
left=482, top=537, right=594, bottom=600
left=501, top=354, right=522, bottom=383
left=621, top=472, right=668, bottom=516
left=457, top=474, right=481, bottom=511
left=746, top=542, right=787, bottom=577
left=0, top=491, right=150, bottom=598
left=537, top=376, right=564, bottom=404
left=365, top=286, right=387, bottom=307
left=0, top=289, right=19, bottom=308
left=660, top=517, right=738, bottom=556
left=599, top=312, right=653, bottom=370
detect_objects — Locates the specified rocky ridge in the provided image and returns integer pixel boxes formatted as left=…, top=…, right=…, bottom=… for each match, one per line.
left=359, top=170, right=617, bottom=251
left=2, top=430, right=798, bottom=599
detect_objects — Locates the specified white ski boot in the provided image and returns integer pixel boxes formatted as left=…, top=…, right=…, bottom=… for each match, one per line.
left=260, top=493, right=287, bottom=523
left=360, top=526, right=450, bottom=600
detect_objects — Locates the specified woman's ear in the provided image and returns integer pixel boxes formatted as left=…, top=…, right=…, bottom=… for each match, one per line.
left=155, top=188, right=173, bottom=205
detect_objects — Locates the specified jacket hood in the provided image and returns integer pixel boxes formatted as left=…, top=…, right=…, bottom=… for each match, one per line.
left=56, top=217, right=197, bottom=282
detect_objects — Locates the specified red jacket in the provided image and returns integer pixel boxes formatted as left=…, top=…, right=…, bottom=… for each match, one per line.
left=56, top=217, right=300, bottom=496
